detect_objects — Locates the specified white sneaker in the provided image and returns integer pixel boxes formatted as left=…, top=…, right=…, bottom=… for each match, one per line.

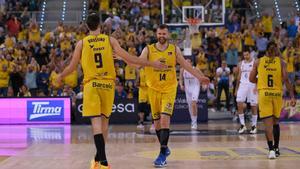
left=238, top=125, right=247, bottom=134
left=250, top=126, right=257, bottom=134
left=232, top=115, right=238, bottom=122
left=268, top=150, right=276, bottom=159
left=191, top=123, right=197, bottom=130
left=149, top=124, right=156, bottom=134
left=137, top=124, right=145, bottom=130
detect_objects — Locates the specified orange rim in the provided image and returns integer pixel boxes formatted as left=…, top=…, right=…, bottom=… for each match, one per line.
left=187, top=18, right=201, bottom=25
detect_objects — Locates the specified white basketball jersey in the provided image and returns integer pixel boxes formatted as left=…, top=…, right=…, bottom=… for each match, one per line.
left=240, top=60, right=255, bottom=85
left=183, top=69, right=199, bottom=88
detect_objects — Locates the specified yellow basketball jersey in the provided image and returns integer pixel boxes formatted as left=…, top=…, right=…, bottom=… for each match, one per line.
left=81, top=34, right=116, bottom=84
left=257, top=56, right=282, bottom=91
left=0, top=71, right=9, bottom=88
left=60, top=40, right=71, bottom=51
left=262, top=16, right=273, bottom=33
left=145, top=43, right=177, bottom=92
left=139, top=68, right=147, bottom=87
left=28, top=28, right=41, bottom=43
left=50, top=71, right=61, bottom=89
left=125, top=65, right=136, bottom=80
left=63, top=70, right=78, bottom=88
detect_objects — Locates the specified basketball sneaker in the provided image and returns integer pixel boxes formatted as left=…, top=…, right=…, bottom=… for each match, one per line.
left=250, top=126, right=257, bottom=134
left=268, top=150, right=276, bottom=159
left=154, top=153, right=167, bottom=168
left=137, top=124, right=145, bottom=130
left=191, top=123, right=197, bottom=130
left=166, top=147, right=171, bottom=157
left=90, top=160, right=111, bottom=169
left=150, top=124, right=156, bottom=134
left=100, top=165, right=111, bottom=169
left=90, top=160, right=100, bottom=169
left=238, top=125, right=247, bottom=134
left=274, top=148, right=280, bottom=157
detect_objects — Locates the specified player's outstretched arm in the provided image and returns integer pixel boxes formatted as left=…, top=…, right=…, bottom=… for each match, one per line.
left=176, top=46, right=210, bottom=84
left=57, top=40, right=82, bottom=84
left=110, top=37, right=167, bottom=69
left=249, top=59, right=259, bottom=83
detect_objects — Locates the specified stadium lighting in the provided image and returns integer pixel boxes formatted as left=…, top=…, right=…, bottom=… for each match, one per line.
left=295, top=0, right=300, bottom=11
left=61, top=0, right=67, bottom=21
left=82, top=0, right=88, bottom=21
left=252, top=0, right=260, bottom=18
left=39, top=0, right=47, bottom=32
left=273, top=0, right=282, bottom=24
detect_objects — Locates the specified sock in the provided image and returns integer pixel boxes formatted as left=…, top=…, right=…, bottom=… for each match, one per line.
left=268, top=141, right=274, bottom=151
left=160, top=128, right=170, bottom=155
left=155, top=130, right=161, bottom=142
left=94, top=134, right=108, bottom=166
left=251, top=115, right=258, bottom=127
left=238, top=114, right=245, bottom=126
left=191, top=116, right=197, bottom=125
left=273, top=124, right=280, bottom=149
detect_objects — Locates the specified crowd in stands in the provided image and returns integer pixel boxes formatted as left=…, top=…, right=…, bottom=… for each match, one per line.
left=0, top=0, right=300, bottom=112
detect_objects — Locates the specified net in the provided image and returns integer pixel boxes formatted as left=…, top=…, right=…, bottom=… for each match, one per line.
left=187, top=18, right=201, bottom=35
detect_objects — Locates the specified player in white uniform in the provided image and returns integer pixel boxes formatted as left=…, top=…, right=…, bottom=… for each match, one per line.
left=180, top=59, right=200, bottom=130
left=235, top=50, right=258, bottom=134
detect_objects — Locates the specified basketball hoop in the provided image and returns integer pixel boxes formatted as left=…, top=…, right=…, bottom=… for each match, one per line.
left=187, top=18, right=201, bottom=35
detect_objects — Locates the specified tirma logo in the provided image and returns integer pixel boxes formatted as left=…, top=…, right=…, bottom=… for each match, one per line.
left=27, top=100, right=64, bottom=121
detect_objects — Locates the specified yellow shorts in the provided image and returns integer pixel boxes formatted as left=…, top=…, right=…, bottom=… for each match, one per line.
left=148, top=87, right=177, bottom=120
left=83, top=79, right=115, bottom=118
left=258, top=90, right=283, bottom=119
left=138, top=86, right=148, bottom=103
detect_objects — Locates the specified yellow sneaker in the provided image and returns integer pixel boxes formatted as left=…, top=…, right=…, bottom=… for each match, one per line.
left=90, top=160, right=100, bottom=169
left=100, top=165, right=111, bottom=169
left=90, top=160, right=111, bottom=169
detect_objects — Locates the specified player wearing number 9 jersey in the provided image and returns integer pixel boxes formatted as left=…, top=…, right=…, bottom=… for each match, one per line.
left=139, top=24, right=210, bottom=168
left=250, top=41, right=296, bottom=160
left=57, top=13, right=167, bottom=169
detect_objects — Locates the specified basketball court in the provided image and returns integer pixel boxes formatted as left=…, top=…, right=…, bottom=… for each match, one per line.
left=0, top=122, right=300, bottom=169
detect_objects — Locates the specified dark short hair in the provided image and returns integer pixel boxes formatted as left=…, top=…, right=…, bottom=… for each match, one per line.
left=243, top=48, right=251, bottom=53
left=267, top=41, right=277, bottom=51
left=157, top=24, right=168, bottom=30
left=86, top=12, right=100, bottom=31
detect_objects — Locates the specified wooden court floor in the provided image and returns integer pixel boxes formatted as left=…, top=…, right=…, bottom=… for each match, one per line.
left=0, top=121, right=300, bottom=169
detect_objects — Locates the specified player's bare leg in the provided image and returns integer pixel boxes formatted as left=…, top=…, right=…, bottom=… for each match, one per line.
left=250, top=105, right=258, bottom=134
left=273, top=117, right=280, bottom=157
left=90, top=117, right=109, bottom=168
left=263, top=117, right=276, bottom=159
left=101, top=116, right=109, bottom=142
left=153, top=114, right=171, bottom=167
left=237, top=102, right=247, bottom=134
left=137, top=111, right=145, bottom=130
left=191, top=101, right=198, bottom=130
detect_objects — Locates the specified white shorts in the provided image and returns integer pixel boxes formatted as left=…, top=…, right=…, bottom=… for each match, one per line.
left=185, top=84, right=200, bottom=102
left=236, top=83, right=258, bottom=105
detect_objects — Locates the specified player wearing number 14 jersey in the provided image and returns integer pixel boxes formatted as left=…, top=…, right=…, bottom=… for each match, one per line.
left=140, top=24, right=210, bottom=168
left=57, top=13, right=166, bottom=169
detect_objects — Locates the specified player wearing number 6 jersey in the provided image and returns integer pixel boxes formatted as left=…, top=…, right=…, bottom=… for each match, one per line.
left=250, top=42, right=296, bottom=159
left=57, top=13, right=167, bottom=169
left=139, top=24, right=210, bottom=168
